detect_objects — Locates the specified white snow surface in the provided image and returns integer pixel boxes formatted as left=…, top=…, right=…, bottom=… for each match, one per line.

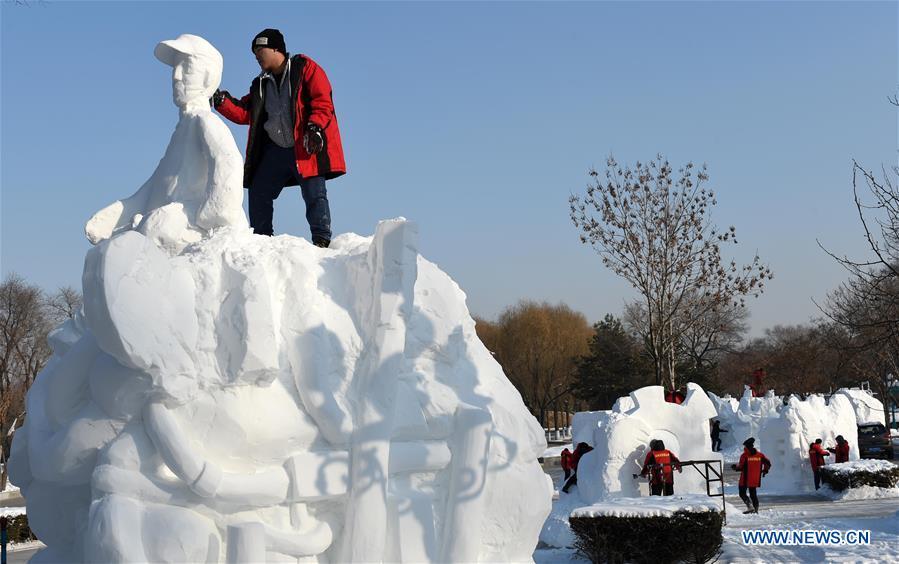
left=8, top=34, right=551, bottom=564
left=834, top=388, right=885, bottom=426
left=0, top=506, right=26, bottom=518
left=818, top=485, right=899, bottom=501
left=570, top=494, right=720, bottom=518
left=825, top=459, right=898, bottom=474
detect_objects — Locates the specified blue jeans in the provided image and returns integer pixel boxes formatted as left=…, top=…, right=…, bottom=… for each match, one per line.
left=249, top=143, right=332, bottom=241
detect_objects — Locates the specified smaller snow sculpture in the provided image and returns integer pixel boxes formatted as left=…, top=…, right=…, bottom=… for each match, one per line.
left=574, top=383, right=721, bottom=503
left=757, top=393, right=858, bottom=493
left=834, top=388, right=886, bottom=426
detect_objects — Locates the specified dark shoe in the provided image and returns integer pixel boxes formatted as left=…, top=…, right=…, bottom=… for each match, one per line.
left=312, top=236, right=330, bottom=248
left=743, top=509, right=758, bottom=514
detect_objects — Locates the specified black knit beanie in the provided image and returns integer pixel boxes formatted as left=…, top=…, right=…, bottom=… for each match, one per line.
left=252, top=29, right=286, bottom=54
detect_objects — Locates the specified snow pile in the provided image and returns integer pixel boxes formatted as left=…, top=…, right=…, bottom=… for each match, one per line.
left=819, top=484, right=899, bottom=501
left=8, top=34, right=550, bottom=564
left=538, top=487, right=583, bottom=549
left=833, top=388, right=885, bottom=426
left=576, top=384, right=721, bottom=503
left=757, top=394, right=859, bottom=493
left=570, top=494, right=720, bottom=519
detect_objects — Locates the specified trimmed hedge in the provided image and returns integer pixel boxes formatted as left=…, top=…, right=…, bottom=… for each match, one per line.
left=569, top=510, right=723, bottom=563
left=820, top=463, right=899, bottom=491
left=2, top=514, right=37, bottom=544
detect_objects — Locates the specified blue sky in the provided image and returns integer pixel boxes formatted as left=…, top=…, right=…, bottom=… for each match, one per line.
left=1, top=1, right=896, bottom=336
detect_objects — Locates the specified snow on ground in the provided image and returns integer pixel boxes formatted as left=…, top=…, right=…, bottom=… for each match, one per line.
left=0, top=506, right=26, bottom=518
left=721, top=509, right=899, bottom=562
left=826, top=459, right=898, bottom=474
left=1, top=481, right=19, bottom=494
left=817, top=485, right=899, bottom=501
left=543, top=444, right=572, bottom=459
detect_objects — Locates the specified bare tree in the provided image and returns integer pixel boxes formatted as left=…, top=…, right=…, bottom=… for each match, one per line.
left=46, top=286, right=82, bottom=323
left=0, top=275, right=81, bottom=488
left=0, top=274, right=45, bottom=488
left=817, top=95, right=899, bottom=424
left=623, top=295, right=748, bottom=389
left=571, top=155, right=773, bottom=391
left=476, top=301, right=592, bottom=427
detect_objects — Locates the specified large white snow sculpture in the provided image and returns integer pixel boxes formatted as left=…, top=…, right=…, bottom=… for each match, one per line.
left=9, top=34, right=551, bottom=564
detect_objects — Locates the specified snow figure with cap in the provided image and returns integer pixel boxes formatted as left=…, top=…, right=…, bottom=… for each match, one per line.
left=10, top=35, right=551, bottom=564
left=85, top=34, right=248, bottom=253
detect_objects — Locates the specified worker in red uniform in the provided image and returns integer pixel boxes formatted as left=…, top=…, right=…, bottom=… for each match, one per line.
left=560, top=447, right=574, bottom=480
left=561, top=442, right=593, bottom=494
left=640, top=439, right=682, bottom=496
left=808, top=438, right=830, bottom=490
left=827, top=435, right=850, bottom=464
left=731, top=437, right=772, bottom=514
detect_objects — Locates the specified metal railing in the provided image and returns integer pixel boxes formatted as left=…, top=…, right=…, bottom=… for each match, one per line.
left=679, top=459, right=726, bottom=524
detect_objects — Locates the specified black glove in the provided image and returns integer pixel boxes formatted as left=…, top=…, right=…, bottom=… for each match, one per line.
left=731, top=464, right=738, bottom=471
left=303, top=123, right=324, bottom=154
left=762, top=470, right=768, bottom=476
left=210, top=89, right=228, bottom=108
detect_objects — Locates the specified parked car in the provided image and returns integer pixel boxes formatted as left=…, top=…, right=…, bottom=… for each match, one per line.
left=857, top=423, right=895, bottom=460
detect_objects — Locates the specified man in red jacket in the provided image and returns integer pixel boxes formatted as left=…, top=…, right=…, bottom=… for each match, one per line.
left=560, top=447, right=573, bottom=480
left=732, top=437, right=772, bottom=514
left=828, top=435, right=850, bottom=463
left=561, top=442, right=593, bottom=494
left=808, top=438, right=830, bottom=490
left=213, top=29, right=346, bottom=247
left=640, top=439, right=682, bottom=496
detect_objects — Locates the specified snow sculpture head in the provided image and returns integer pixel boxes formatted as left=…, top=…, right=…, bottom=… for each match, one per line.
left=154, top=34, right=223, bottom=108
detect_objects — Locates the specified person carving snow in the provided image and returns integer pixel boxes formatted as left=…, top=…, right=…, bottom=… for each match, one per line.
left=808, top=438, right=830, bottom=490
left=561, top=442, right=593, bottom=494
left=640, top=439, right=682, bottom=496
left=212, top=28, right=346, bottom=246
left=732, top=437, right=771, bottom=514
left=827, top=434, right=850, bottom=463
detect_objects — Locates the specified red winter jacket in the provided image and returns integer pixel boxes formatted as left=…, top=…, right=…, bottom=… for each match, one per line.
left=809, top=443, right=830, bottom=470
left=216, top=54, right=346, bottom=187
left=641, top=449, right=681, bottom=485
left=560, top=449, right=573, bottom=471
left=834, top=442, right=850, bottom=464
left=735, top=448, right=771, bottom=488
